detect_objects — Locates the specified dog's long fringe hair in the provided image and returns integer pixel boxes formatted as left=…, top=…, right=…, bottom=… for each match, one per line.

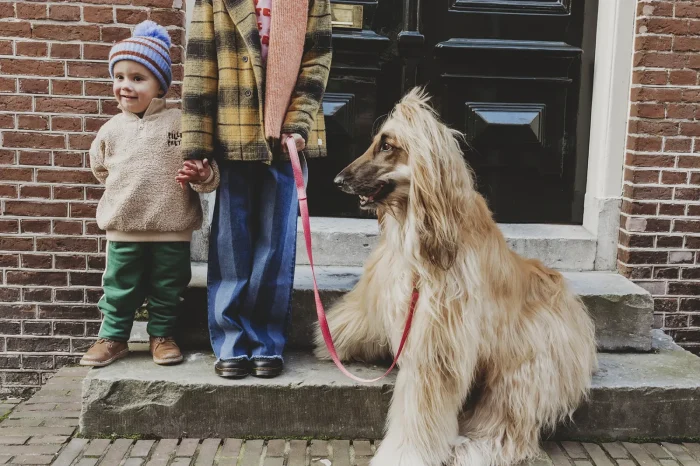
left=315, top=88, right=597, bottom=466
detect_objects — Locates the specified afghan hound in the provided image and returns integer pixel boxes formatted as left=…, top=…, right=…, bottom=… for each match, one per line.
left=313, top=88, right=597, bottom=466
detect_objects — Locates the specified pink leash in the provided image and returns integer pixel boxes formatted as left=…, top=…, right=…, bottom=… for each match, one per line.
left=286, top=137, right=418, bottom=383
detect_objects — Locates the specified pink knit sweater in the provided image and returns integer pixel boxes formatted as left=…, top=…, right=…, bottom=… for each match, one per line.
left=264, top=0, right=309, bottom=140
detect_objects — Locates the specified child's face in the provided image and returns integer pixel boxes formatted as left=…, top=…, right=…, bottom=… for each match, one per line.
left=112, top=60, right=163, bottom=115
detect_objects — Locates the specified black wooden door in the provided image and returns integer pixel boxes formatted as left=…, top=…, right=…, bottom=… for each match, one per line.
left=307, top=0, right=597, bottom=224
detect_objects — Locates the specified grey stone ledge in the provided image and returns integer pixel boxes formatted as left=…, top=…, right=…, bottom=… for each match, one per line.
left=82, top=332, right=700, bottom=441
left=136, top=266, right=651, bottom=352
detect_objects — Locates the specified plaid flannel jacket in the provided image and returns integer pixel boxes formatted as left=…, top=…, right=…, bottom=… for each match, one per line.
left=182, top=0, right=332, bottom=162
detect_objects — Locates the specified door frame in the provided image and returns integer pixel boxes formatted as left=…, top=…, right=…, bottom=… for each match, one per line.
left=584, top=0, right=636, bottom=269
left=183, top=0, right=637, bottom=271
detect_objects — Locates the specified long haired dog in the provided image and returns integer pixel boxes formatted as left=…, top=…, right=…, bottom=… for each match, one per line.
left=314, top=88, right=597, bottom=466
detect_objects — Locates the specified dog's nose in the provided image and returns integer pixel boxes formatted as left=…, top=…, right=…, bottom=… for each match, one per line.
left=334, top=174, right=345, bottom=187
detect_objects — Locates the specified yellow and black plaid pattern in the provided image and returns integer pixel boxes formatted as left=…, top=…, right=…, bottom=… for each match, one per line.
left=182, top=0, right=332, bottom=162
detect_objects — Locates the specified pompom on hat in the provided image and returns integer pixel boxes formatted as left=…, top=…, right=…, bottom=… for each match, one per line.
left=109, top=21, right=172, bottom=92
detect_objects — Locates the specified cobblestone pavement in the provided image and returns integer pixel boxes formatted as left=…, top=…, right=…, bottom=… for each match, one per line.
left=1, top=367, right=700, bottom=466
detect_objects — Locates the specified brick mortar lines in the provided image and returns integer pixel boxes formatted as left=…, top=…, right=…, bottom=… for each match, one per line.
left=619, top=0, right=700, bottom=351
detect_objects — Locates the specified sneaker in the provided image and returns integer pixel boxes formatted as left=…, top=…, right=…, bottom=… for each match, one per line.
left=80, top=338, right=129, bottom=367
left=149, top=336, right=184, bottom=365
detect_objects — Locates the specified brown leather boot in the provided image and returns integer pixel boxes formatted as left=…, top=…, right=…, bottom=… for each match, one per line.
left=80, top=339, right=129, bottom=367
left=150, top=337, right=184, bottom=365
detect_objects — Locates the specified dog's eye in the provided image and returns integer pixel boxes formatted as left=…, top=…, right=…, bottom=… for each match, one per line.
left=380, top=142, right=393, bottom=152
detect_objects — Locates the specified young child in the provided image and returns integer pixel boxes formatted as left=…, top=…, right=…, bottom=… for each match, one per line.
left=178, top=0, right=331, bottom=378
left=80, top=21, right=220, bottom=367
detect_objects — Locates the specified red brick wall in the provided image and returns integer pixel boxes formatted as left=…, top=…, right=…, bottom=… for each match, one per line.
left=0, top=0, right=185, bottom=394
left=619, top=1, right=700, bottom=354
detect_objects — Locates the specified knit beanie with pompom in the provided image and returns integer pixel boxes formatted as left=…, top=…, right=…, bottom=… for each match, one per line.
left=109, top=20, right=172, bottom=93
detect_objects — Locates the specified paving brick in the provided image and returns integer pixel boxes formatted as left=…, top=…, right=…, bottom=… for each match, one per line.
left=646, top=444, right=674, bottom=459
left=661, top=460, right=679, bottom=466
left=176, top=439, right=199, bottom=457
left=193, top=439, right=220, bottom=466
left=83, top=439, right=111, bottom=457
left=263, top=458, right=283, bottom=466
left=100, top=439, right=133, bottom=466
left=619, top=461, right=638, bottom=466
left=75, top=459, right=98, bottom=466
left=562, top=442, right=588, bottom=459
left=0, top=455, right=10, bottom=465
left=28, top=436, right=70, bottom=444
left=216, top=439, right=242, bottom=466
left=331, top=440, right=350, bottom=466
left=2, top=445, right=61, bottom=455
left=125, top=459, right=146, bottom=466
left=662, top=443, right=700, bottom=466
left=310, top=440, right=329, bottom=457
left=530, top=454, right=554, bottom=466
left=544, top=442, right=572, bottom=466
left=0, top=436, right=29, bottom=445
left=51, top=438, right=89, bottom=466
left=574, top=461, right=593, bottom=466
left=288, top=440, right=307, bottom=466
left=2, top=418, right=44, bottom=427
left=11, top=454, right=55, bottom=464
left=582, top=443, right=614, bottom=466
left=685, top=445, right=700, bottom=461
left=0, top=427, right=75, bottom=436
left=265, top=440, right=285, bottom=457
left=41, top=418, right=79, bottom=427
left=240, top=440, right=264, bottom=466
left=16, top=404, right=59, bottom=412
left=10, top=410, right=79, bottom=419
left=353, top=441, right=372, bottom=457
left=130, top=440, right=155, bottom=458
left=26, top=397, right=81, bottom=404
left=624, top=443, right=660, bottom=466
left=146, top=439, right=178, bottom=466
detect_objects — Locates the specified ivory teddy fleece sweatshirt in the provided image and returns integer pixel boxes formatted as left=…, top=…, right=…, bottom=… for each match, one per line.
left=90, top=98, right=220, bottom=242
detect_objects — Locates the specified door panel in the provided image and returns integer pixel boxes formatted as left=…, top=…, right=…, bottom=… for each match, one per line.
left=309, top=0, right=596, bottom=223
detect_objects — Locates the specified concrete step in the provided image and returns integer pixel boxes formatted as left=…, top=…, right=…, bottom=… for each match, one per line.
left=131, top=264, right=653, bottom=352
left=191, top=217, right=598, bottom=271
left=80, top=332, right=700, bottom=440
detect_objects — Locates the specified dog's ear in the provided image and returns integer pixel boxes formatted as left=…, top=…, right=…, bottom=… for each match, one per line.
left=396, top=89, right=472, bottom=271
left=411, top=162, right=459, bottom=270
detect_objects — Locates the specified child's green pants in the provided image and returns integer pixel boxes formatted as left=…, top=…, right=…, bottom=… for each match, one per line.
left=98, top=241, right=191, bottom=341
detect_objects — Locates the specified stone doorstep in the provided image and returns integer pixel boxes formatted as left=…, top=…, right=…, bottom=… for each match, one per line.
left=191, top=217, right=599, bottom=271
left=80, top=332, right=700, bottom=441
left=130, top=265, right=653, bottom=352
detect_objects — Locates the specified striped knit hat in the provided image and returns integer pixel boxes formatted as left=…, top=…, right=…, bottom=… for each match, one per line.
left=109, top=21, right=172, bottom=93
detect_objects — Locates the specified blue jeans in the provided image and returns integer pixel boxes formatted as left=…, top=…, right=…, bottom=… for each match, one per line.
left=208, top=159, right=303, bottom=361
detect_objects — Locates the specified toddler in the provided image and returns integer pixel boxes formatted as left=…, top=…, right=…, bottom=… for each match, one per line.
left=80, top=21, right=219, bottom=367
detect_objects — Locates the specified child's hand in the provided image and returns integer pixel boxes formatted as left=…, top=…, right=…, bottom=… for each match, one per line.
left=281, top=133, right=305, bottom=153
left=176, top=159, right=212, bottom=189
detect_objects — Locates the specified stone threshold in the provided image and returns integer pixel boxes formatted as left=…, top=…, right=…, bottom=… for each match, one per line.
left=191, top=218, right=599, bottom=271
